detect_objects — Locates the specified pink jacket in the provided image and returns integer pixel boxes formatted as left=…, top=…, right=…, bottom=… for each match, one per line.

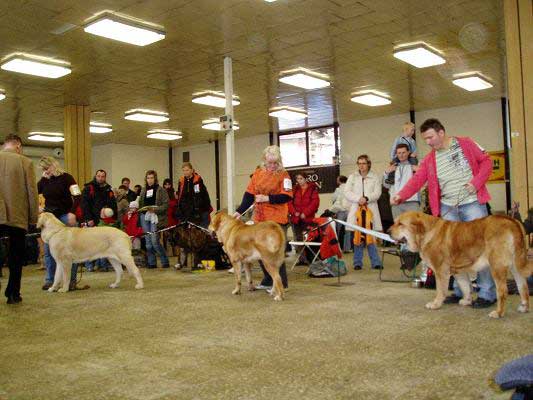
left=397, top=136, right=492, bottom=216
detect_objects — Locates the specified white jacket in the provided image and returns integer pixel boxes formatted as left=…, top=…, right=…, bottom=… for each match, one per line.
left=343, top=170, right=382, bottom=231
left=330, top=183, right=348, bottom=213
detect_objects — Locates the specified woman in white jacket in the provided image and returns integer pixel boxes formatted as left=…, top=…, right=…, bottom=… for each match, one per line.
left=343, top=154, right=382, bottom=270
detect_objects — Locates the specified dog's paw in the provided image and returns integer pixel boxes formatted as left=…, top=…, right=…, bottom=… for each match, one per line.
left=57, top=287, right=69, bottom=293
left=48, top=287, right=57, bottom=293
left=517, top=303, right=528, bottom=313
left=135, top=283, right=144, bottom=290
left=109, top=283, right=119, bottom=289
left=232, top=288, right=241, bottom=295
left=425, top=301, right=442, bottom=310
left=488, top=310, right=502, bottom=319
left=248, top=285, right=256, bottom=292
left=273, top=295, right=283, bottom=301
left=459, top=298, right=472, bottom=306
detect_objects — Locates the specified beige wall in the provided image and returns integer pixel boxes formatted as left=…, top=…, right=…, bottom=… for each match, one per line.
left=92, top=143, right=169, bottom=189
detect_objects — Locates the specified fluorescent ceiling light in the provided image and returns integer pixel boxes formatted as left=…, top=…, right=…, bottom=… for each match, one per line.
left=90, top=122, right=113, bottom=134
left=279, top=67, right=330, bottom=90
left=28, top=132, right=64, bottom=142
left=0, top=54, right=71, bottom=78
left=264, top=0, right=277, bottom=2
left=393, top=43, right=445, bottom=68
left=147, top=129, right=182, bottom=140
left=192, top=91, right=240, bottom=108
left=201, top=118, right=240, bottom=131
left=84, top=11, right=165, bottom=46
left=350, top=91, right=391, bottom=106
left=124, top=109, right=169, bottom=123
left=0, top=90, right=5, bottom=101
left=452, top=73, right=493, bottom=91
left=269, top=106, right=307, bottom=120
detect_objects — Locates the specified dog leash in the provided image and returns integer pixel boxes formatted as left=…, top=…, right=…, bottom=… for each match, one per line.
left=335, top=219, right=396, bottom=243
left=235, top=204, right=254, bottom=220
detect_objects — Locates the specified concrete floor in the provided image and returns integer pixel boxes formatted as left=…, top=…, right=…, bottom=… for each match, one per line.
left=0, top=254, right=531, bottom=400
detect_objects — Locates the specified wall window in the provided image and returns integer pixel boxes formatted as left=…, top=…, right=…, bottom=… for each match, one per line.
left=278, top=124, right=339, bottom=168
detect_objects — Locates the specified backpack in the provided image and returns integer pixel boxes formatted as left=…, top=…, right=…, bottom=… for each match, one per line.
left=309, top=257, right=347, bottom=278
left=200, top=237, right=231, bottom=270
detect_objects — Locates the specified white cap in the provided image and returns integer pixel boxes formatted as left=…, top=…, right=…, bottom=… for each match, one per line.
left=102, top=207, right=114, bottom=217
left=129, top=200, right=139, bottom=209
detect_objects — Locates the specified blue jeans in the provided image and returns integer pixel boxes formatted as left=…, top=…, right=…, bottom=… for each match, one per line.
left=44, top=214, right=69, bottom=284
left=441, top=201, right=496, bottom=301
left=141, top=214, right=169, bottom=267
left=353, top=243, right=381, bottom=268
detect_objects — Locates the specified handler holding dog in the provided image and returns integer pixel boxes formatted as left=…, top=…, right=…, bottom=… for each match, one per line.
left=391, top=118, right=496, bottom=308
left=235, top=145, right=292, bottom=290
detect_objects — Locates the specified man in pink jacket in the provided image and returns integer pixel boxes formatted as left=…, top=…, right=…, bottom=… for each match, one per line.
left=391, top=118, right=496, bottom=308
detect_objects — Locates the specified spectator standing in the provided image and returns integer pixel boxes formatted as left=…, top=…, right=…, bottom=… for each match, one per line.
left=139, top=170, right=169, bottom=268
left=330, top=175, right=352, bottom=252
left=344, top=154, right=383, bottom=270
left=176, top=163, right=212, bottom=228
left=0, top=134, right=39, bottom=304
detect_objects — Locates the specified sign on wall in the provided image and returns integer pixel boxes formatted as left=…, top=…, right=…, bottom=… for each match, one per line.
left=287, top=165, right=340, bottom=193
left=488, top=150, right=506, bottom=183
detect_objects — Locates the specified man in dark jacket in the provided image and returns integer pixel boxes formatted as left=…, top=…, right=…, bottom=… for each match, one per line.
left=81, top=169, right=117, bottom=226
left=121, top=177, right=138, bottom=203
left=176, top=163, right=212, bottom=227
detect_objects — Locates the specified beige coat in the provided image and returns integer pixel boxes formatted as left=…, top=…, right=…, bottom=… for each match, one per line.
left=0, top=149, right=39, bottom=230
left=343, top=170, right=382, bottom=232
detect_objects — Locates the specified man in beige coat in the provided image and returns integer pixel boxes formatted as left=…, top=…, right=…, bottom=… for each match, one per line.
left=0, top=134, right=39, bottom=304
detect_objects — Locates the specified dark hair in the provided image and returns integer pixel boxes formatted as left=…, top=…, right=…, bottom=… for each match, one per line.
left=95, top=169, right=107, bottom=176
left=145, top=170, right=158, bottom=185
left=338, top=175, right=348, bottom=184
left=134, top=184, right=141, bottom=190
left=395, top=143, right=410, bottom=153
left=121, top=177, right=130, bottom=184
left=3, top=134, right=22, bottom=145
left=420, top=118, right=445, bottom=133
left=162, top=178, right=173, bottom=187
left=357, top=154, right=372, bottom=170
left=118, top=185, right=128, bottom=191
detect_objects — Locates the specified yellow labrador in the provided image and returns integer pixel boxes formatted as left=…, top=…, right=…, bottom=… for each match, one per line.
left=37, top=212, right=144, bottom=292
left=209, top=212, right=286, bottom=301
left=390, top=211, right=531, bottom=318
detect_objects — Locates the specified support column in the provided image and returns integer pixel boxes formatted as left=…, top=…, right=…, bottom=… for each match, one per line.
left=64, top=105, right=92, bottom=185
left=224, top=56, right=235, bottom=213
left=504, top=0, right=532, bottom=210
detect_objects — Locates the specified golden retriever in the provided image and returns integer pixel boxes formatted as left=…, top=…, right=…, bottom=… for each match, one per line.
left=37, top=212, right=144, bottom=292
left=390, top=211, right=531, bottom=318
left=209, top=212, right=286, bottom=301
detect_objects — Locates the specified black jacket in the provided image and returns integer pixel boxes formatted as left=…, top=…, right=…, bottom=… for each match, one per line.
left=176, top=173, right=211, bottom=222
left=81, top=179, right=117, bottom=224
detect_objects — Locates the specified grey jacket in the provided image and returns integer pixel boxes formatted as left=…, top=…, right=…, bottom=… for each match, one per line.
left=139, top=185, right=169, bottom=229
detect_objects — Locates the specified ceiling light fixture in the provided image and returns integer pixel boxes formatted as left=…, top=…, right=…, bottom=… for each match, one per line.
left=350, top=90, right=392, bottom=107
left=201, top=118, right=240, bottom=131
left=0, top=53, right=71, bottom=78
left=90, top=122, right=113, bottom=134
left=28, top=132, right=64, bottom=142
left=84, top=11, right=165, bottom=46
left=192, top=91, right=240, bottom=108
left=147, top=129, right=182, bottom=140
left=0, top=90, right=5, bottom=101
left=452, top=73, right=493, bottom=91
left=279, top=67, right=330, bottom=90
left=124, top=109, right=169, bottom=123
left=268, top=106, right=308, bottom=120
left=393, top=42, right=446, bottom=68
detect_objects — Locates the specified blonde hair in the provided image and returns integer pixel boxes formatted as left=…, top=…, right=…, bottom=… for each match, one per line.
left=182, top=162, right=193, bottom=170
left=261, top=145, right=284, bottom=171
left=39, top=156, right=64, bottom=177
left=403, top=122, right=415, bottom=134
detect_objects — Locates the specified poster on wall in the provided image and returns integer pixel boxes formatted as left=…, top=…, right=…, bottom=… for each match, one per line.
left=287, top=165, right=340, bottom=193
left=488, top=150, right=506, bottom=183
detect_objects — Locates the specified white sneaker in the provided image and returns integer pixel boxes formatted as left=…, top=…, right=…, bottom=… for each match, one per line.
left=255, top=284, right=272, bottom=290
left=228, top=267, right=234, bottom=274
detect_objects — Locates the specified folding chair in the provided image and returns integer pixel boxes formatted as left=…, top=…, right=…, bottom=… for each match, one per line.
left=378, top=246, right=421, bottom=283
left=288, top=240, right=322, bottom=272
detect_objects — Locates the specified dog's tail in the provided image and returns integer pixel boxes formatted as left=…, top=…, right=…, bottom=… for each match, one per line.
left=512, top=218, right=532, bottom=277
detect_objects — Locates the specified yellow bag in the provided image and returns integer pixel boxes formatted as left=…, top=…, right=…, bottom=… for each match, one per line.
left=353, top=205, right=375, bottom=246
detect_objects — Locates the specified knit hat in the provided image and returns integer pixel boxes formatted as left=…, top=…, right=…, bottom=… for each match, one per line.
left=102, top=207, right=114, bottom=218
left=129, top=200, right=139, bottom=209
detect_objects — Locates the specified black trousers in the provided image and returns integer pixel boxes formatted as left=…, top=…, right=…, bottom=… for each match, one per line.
left=0, top=225, right=26, bottom=299
left=259, top=223, right=288, bottom=288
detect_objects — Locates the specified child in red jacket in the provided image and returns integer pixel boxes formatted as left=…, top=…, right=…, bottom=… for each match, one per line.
left=122, top=201, right=144, bottom=250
